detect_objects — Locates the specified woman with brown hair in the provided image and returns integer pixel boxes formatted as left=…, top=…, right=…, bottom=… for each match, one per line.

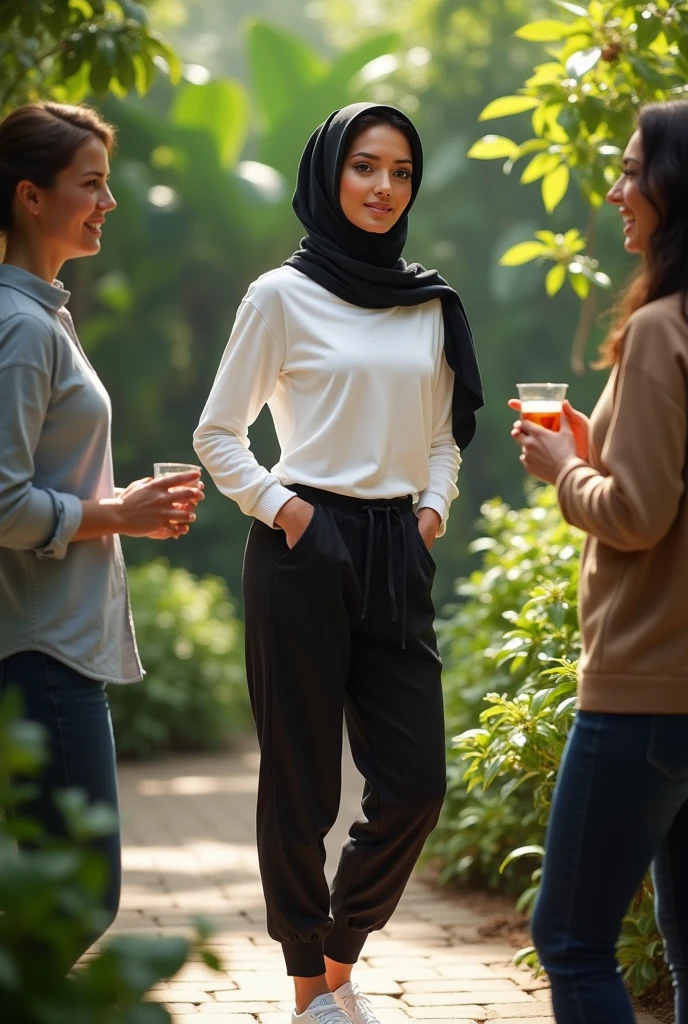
left=0, top=101, right=203, bottom=962
left=510, top=99, right=688, bottom=1023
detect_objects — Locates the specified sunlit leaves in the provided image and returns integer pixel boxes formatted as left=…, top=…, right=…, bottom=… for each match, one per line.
left=545, top=262, right=566, bottom=295
left=542, top=162, right=569, bottom=211
left=478, top=95, right=540, bottom=119
left=499, top=241, right=550, bottom=265
left=516, top=19, right=575, bottom=41
left=467, top=0, right=688, bottom=305
left=467, top=135, right=520, bottom=159
left=499, top=229, right=610, bottom=298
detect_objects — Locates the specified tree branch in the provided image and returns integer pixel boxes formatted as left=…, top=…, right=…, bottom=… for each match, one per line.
left=570, top=206, right=598, bottom=376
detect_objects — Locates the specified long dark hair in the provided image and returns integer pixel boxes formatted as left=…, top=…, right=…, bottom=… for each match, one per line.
left=598, top=99, right=688, bottom=366
left=0, top=101, right=116, bottom=235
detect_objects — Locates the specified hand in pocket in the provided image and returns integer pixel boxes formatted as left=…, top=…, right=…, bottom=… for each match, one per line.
left=274, top=497, right=316, bottom=549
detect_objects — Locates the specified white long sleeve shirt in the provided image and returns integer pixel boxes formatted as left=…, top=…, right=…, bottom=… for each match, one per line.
left=193, top=266, right=460, bottom=534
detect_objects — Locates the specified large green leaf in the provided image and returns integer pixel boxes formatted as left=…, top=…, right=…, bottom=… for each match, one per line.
left=327, top=32, right=401, bottom=94
left=246, top=20, right=329, bottom=129
left=170, top=79, right=249, bottom=169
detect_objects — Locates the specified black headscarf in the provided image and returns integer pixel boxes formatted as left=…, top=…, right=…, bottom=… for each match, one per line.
left=283, top=102, right=483, bottom=449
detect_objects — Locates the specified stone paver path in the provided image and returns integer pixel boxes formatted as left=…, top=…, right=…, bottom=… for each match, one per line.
left=112, top=739, right=659, bottom=1024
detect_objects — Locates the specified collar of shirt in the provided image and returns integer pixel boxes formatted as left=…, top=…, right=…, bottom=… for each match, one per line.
left=0, top=264, right=70, bottom=311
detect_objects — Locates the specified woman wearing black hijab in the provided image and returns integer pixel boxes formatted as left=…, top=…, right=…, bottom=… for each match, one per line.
left=195, top=103, right=482, bottom=1024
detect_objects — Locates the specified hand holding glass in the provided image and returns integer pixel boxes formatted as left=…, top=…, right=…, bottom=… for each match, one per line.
left=153, top=463, right=203, bottom=528
left=516, top=383, right=569, bottom=432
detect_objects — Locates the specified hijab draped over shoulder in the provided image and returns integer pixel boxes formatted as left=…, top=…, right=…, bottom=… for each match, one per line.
left=283, top=102, right=484, bottom=449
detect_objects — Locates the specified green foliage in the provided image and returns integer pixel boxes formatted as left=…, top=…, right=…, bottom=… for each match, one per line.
left=430, top=486, right=669, bottom=996
left=499, top=228, right=611, bottom=297
left=469, top=0, right=688, bottom=311
left=0, top=690, right=220, bottom=1020
left=109, top=559, right=250, bottom=759
left=0, top=0, right=180, bottom=114
left=427, top=486, right=581, bottom=889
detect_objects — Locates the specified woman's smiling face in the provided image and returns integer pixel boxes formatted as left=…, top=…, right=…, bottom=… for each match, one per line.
left=606, top=130, right=660, bottom=254
left=339, top=123, right=414, bottom=234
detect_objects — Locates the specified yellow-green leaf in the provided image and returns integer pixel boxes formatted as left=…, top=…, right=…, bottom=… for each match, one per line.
left=546, top=263, right=566, bottom=296
left=499, top=241, right=549, bottom=266
left=479, top=95, right=540, bottom=121
left=521, top=151, right=561, bottom=184
left=467, top=135, right=519, bottom=159
left=542, top=163, right=570, bottom=212
left=516, top=20, right=574, bottom=42
left=569, top=267, right=590, bottom=298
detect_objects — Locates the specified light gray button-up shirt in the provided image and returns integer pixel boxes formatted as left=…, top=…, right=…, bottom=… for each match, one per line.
left=0, top=264, right=142, bottom=683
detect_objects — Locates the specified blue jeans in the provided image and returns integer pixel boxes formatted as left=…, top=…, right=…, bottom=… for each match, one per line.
left=0, top=651, right=121, bottom=962
left=532, top=711, right=688, bottom=1024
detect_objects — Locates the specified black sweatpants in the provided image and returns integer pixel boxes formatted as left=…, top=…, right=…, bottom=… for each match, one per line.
left=242, top=485, right=447, bottom=977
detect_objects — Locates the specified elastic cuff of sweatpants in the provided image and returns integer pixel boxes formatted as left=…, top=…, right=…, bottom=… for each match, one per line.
left=282, top=939, right=325, bottom=977
left=323, top=923, right=368, bottom=965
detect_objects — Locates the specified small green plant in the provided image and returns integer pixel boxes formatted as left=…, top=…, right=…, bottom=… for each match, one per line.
left=0, top=689, right=222, bottom=1022
left=432, top=485, right=669, bottom=998
left=111, top=559, right=250, bottom=759
left=427, top=486, right=581, bottom=889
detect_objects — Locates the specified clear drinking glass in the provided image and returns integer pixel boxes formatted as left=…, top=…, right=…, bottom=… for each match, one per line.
left=516, top=383, right=569, bottom=432
left=153, top=462, right=201, bottom=478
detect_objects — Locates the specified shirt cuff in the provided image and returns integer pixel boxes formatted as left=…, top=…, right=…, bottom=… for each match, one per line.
left=33, top=490, right=83, bottom=560
left=252, top=480, right=297, bottom=528
left=417, top=490, right=449, bottom=537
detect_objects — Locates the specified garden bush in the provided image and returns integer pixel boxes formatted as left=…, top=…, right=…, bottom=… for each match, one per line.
left=430, top=486, right=668, bottom=997
left=0, top=689, right=222, bottom=1022
left=110, top=559, right=250, bottom=759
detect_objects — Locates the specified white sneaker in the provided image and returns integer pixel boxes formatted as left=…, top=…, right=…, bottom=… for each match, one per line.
left=292, top=992, right=354, bottom=1024
left=333, top=982, right=382, bottom=1024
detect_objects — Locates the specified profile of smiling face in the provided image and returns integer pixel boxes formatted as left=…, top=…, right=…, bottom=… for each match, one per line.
left=339, top=120, right=414, bottom=233
left=15, top=133, right=116, bottom=262
left=606, top=130, right=660, bottom=254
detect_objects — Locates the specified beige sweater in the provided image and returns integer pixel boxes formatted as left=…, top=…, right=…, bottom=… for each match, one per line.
left=556, top=292, right=688, bottom=713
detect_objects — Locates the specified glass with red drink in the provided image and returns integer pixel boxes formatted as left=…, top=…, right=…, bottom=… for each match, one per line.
left=516, top=383, right=569, bottom=432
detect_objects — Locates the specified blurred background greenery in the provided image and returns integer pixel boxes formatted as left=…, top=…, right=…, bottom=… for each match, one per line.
left=3, top=2, right=685, bottom=1002
left=2, top=0, right=641, bottom=608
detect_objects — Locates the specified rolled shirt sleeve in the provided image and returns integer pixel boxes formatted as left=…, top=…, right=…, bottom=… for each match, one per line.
left=0, top=316, right=83, bottom=559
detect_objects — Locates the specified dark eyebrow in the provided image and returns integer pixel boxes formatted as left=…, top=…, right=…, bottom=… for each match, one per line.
left=80, top=170, right=110, bottom=178
left=622, top=157, right=640, bottom=166
left=350, top=151, right=413, bottom=165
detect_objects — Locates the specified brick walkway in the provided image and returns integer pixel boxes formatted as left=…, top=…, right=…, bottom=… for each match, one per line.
left=112, top=739, right=659, bottom=1024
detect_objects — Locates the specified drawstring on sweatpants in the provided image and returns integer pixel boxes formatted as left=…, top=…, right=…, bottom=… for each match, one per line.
left=360, top=505, right=408, bottom=649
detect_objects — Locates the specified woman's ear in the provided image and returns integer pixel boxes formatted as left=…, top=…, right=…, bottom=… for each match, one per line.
left=14, top=180, right=41, bottom=216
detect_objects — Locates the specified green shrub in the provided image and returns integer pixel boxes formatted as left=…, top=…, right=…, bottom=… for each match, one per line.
left=110, top=559, right=250, bottom=759
left=428, top=485, right=581, bottom=889
left=0, top=690, right=222, bottom=1022
left=432, top=486, right=668, bottom=997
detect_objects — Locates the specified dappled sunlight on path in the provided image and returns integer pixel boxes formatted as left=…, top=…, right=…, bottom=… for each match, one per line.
left=108, top=740, right=658, bottom=1024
